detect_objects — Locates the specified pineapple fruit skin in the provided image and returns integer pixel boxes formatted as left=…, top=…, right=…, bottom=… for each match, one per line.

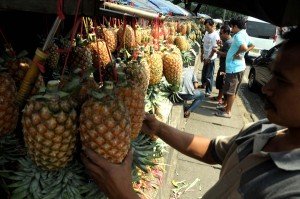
left=116, top=85, right=145, bottom=140
left=88, top=39, right=111, bottom=69
left=80, top=96, right=131, bottom=164
left=148, top=52, right=163, bottom=85
left=162, top=51, right=183, bottom=86
left=118, top=25, right=136, bottom=49
left=22, top=96, right=78, bottom=170
left=0, top=72, right=19, bottom=137
left=98, top=27, right=118, bottom=53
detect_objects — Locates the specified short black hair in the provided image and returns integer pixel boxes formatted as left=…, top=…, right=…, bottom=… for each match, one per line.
left=204, top=18, right=214, bottom=26
left=283, top=26, right=300, bottom=44
left=230, top=16, right=246, bottom=29
left=220, top=25, right=231, bottom=34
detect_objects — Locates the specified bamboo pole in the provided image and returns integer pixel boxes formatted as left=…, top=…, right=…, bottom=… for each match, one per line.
left=16, top=17, right=62, bottom=107
left=104, top=2, right=165, bottom=21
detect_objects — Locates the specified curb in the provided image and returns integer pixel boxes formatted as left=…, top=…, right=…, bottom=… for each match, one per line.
left=156, top=104, right=183, bottom=199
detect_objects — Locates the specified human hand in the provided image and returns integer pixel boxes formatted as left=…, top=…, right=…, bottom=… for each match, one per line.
left=212, top=47, right=218, bottom=53
left=81, top=147, right=139, bottom=199
left=204, top=59, right=211, bottom=65
left=217, top=39, right=222, bottom=47
left=220, top=72, right=225, bottom=76
left=233, top=53, right=242, bottom=60
left=141, top=113, right=162, bottom=136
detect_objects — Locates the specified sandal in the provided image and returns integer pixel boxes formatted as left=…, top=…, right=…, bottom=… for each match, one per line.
left=184, top=110, right=191, bottom=118
left=215, top=111, right=231, bottom=118
left=216, top=107, right=226, bottom=112
left=209, top=97, right=223, bottom=103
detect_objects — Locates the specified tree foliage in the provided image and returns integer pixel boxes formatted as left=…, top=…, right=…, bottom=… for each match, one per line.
left=169, top=0, right=242, bottom=20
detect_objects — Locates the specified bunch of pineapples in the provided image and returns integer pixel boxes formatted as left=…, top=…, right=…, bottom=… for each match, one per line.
left=0, top=66, right=19, bottom=137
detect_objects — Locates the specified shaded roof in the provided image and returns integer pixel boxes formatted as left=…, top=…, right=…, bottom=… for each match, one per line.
left=191, top=0, right=300, bottom=26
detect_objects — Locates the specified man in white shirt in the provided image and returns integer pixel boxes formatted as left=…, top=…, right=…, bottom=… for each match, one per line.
left=200, top=18, right=220, bottom=96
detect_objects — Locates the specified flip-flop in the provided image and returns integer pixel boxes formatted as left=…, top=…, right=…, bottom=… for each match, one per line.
left=215, top=111, right=231, bottom=118
left=216, top=103, right=225, bottom=109
left=209, top=97, right=223, bottom=103
left=216, top=107, right=226, bottom=112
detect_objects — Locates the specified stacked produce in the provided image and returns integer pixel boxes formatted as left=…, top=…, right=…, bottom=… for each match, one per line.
left=0, top=14, right=198, bottom=199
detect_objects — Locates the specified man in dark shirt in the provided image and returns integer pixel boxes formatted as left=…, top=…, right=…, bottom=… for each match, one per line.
left=81, top=27, right=300, bottom=199
left=210, top=25, right=233, bottom=104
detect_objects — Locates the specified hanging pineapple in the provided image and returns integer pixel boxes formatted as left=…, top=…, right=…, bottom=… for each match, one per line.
left=68, top=36, right=93, bottom=71
left=80, top=81, right=131, bottom=164
left=162, top=48, right=183, bottom=87
left=44, top=42, right=60, bottom=70
left=88, top=36, right=111, bottom=69
left=117, top=24, right=136, bottom=49
left=147, top=46, right=163, bottom=85
left=98, top=26, right=118, bottom=53
left=116, top=69, right=145, bottom=140
left=0, top=66, right=19, bottom=137
left=22, top=80, right=78, bottom=170
left=174, top=35, right=190, bottom=51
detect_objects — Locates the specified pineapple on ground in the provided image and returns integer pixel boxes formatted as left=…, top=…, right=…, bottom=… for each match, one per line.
left=162, top=48, right=183, bottom=87
left=80, top=81, right=131, bottom=164
left=116, top=71, right=145, bottom=140
left=22, top=80, right=78, bottom=170
left=0, top=67, right=19, bottom=137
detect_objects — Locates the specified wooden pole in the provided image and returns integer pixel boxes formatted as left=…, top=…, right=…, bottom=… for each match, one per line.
left=104, top=2, right=165, bottom=21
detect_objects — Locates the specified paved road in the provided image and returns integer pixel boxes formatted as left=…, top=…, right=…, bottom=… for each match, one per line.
left=239, top=65, right=266, bottom=121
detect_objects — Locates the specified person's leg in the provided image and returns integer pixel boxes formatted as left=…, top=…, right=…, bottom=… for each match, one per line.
left=225, top=94, right=235, bottom=115
left=217, top=73, right=235, bottom=117
left=187, top=90, right=205, bottom=112
left=215, top=69, right=224, bottom=101
left=178, top=94, right=194, bottom=117
left=179, top=91, right=205, bottom=117
left=201, top=63, right=208, bottom=87
left=205, top=60, right=215, bottom=94
left=223, top=71, right=244, bottom=116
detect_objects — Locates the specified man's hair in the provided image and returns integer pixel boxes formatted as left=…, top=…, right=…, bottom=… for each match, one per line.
left=230, top=16, right=246, bottom=29
left=220, top=25, right=231, bottom=34
left=204, top=18, right=214, bottom=26
left=283, top=26, right=300, bottom=44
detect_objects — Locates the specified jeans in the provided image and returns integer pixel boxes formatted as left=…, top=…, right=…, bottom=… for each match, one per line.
left=201, top=60, right=215, bottom=94
left=179, top=90, right=205, bottom=112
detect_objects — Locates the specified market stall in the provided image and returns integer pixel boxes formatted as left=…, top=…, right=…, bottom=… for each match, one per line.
left=0, top=1, right=201, bottom=198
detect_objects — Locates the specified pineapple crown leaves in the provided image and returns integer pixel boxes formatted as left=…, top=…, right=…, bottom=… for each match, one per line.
left=145, top=84, right=168, bottom=114
left=1, top=157, right=87, bottom=199
left=75, top=35, right=89, bottom=47
left=30, top=80, right=70, bottom=102
left=0, top=135, right=26, bottom=166
left=131, top=133, right=162, bottom=176
left=79, top=182, right=107, bottom=199
left=88, top=81, right=114, bottom=101
left=60, top=67, right=95, bottom=95
left=181, top=50, right=194, bottom=65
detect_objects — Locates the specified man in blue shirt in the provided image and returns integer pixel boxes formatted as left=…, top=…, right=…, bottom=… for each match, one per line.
left=215, top=16, right=255, bottom=118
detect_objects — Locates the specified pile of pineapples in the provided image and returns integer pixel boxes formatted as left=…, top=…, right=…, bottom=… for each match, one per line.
left=0, top=17, right=197, bottom=199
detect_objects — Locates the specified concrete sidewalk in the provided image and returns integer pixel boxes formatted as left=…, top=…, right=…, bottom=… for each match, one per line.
left=156, top=59, right=253, bottom=199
